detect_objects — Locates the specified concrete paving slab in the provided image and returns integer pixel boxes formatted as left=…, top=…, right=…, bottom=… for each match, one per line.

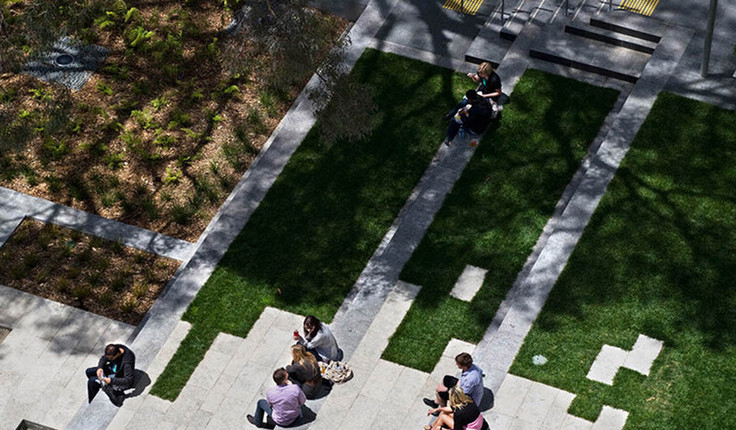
left=450, top=264, right=488, bottom=302
left=516, top=380, right=561, bottom=426
left=587, top=344, right=628, bottom=385
left=493, top=374, right=532, bottom=416
left=623, top=334, right=663, bottom=376
left=592, top=405, right=629, bottom=430
left=0, top=186, right=195, bottom=262
left=541, top=389, right=576, bottom=428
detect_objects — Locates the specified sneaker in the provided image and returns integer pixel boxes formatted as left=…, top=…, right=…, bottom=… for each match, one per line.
left=423, top=398, right=439, bottom=408
left=443, top=139, right=451, bottom=146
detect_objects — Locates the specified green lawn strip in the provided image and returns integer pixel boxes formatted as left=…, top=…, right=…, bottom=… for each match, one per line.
left=510, top=92, right=736, bottom=429
left=382, top=69, right=620, bottom=372
left=150, top=49, right=476, bottom=400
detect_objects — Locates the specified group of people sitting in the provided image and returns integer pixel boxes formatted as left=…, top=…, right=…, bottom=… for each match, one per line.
left=423, top=352, right=489, bottom=430
left=247, top=315, right=341, bottom=429
left=443, top=62, right=503, bottom=146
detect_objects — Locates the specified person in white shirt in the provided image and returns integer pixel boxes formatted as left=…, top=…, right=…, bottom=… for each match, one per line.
left=294, top=315, right=341, bottom=362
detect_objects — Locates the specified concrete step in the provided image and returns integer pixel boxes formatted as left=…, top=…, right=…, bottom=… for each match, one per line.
left=465, top=23, right=513, bottom=65
left=464, top=0, right=557, bottom=64
left=589, top=10, right=669, bottom=43
left=565, top=21, right=657, bottom=54
left=529, top=22, right=651, bottom=83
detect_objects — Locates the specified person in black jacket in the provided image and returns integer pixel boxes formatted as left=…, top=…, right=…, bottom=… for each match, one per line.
left=443, top=90, right=496, bottom=146
left=85, top=344, right=136, bottom=406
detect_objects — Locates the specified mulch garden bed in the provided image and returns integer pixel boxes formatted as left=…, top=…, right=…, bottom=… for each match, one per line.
left=0, top=0, right=346, bottom=242
left=0, top=218, right=179, bottom=325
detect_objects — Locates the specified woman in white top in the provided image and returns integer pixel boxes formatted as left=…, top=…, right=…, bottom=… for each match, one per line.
left=294, top=315, right=340, bottom=362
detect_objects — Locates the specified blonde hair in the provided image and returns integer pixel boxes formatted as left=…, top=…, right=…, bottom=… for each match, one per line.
left=477, top=62, right=494, bottom=78
left=291, top=344, right=318, bottom=372
left=449, top=386, right=473, bottom=408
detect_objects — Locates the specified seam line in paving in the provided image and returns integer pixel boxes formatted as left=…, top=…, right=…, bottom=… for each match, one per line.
left=0, top=186, right=194, bottom=262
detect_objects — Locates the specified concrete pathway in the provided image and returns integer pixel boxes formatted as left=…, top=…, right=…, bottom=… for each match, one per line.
left=0, top=285, right=134, bottom=430
left=0, top=186, right=194, bottom=262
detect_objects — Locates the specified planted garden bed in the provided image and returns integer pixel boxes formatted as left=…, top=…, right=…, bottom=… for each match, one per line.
left=0, top=0, right=346, bottom=242
left=0, top=218, right=179, bottom=325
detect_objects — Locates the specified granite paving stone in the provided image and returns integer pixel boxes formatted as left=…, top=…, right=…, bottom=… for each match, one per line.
left=592, top=406, right=629, bottom=430
left=587, top=344, right=628, bottom=385
left=450, top=264, right=488, bottom=302
left=623, top=334, right=664, bottom=376
left=516, top=380, right=561, bottom=427
left=541, top=389, right=577, bottom=429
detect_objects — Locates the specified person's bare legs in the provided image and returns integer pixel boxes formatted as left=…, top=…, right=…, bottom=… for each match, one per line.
left=430, top=411, right=454, bottom=430
left=435, top=383, right=449, bottom=407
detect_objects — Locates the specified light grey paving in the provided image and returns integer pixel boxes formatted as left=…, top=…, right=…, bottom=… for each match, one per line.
left=0, top=285, right=134, bottom=429
left=450, top=264, right=488, bottom=302
left=586, top=345, right=628, bottom=385
left=0, top=186, right=194, bottom=262
left=623, top=334, right=664, bottom=376
left=492, top=373, right=628, bottom=430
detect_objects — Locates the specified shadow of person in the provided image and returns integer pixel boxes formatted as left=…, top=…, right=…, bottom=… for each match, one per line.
left=479, top=387, right=495, bottom=411
left=310, top=380, right=333, bottom=400
left=124, top=370, right=151, bottom=399
left=295, top=405, right=317, bottom=425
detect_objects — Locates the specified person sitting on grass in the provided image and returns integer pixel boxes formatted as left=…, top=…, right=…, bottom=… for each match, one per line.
left=424, top=352, right=484, bottom=411
left=248, top=368, right=306, bottom=429
left=425, top=386, right=489, bottom=430
left=286, top=344, right=323, bottom=399
left=443, top=91, right=495, bottom=146
left=294, top=315, right=340, bottom=362
left=85, top=343, right=136, bottom=407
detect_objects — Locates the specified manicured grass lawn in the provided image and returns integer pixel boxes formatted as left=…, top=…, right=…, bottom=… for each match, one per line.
left=382, top=69, right=620, bottom=372
left=150, top=49, right=474, bottom=400
left=510, top=93, right=736, bottom=428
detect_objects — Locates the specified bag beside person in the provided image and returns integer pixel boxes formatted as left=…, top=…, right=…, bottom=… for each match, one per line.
left=323, top=361, right=353, bottom=384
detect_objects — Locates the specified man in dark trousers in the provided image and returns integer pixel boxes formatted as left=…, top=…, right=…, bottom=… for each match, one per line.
left=443, top=90, right=496, bottom=146
left=85, top=343, right=136, bottom=407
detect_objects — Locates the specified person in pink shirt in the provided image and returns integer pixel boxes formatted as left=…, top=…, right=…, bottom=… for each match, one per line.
left=248, top=368, right=306, bottom=428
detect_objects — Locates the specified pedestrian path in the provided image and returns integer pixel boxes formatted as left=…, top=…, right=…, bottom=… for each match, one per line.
left=0, top=186, right=194, bottom=262
left=0, top=285, right=134, bottom=430
left=472, top=22, right=694, bottom=392
left=489, top=374, right=628, bottom=430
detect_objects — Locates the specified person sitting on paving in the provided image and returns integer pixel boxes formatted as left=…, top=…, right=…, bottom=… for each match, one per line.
left=445, top=62, right=503, bottom=121
left=425, top=386, right=489, bottom=430
left=286, top=344, right=323, bottom=399
left=443, top=91, right=496, bottom=146
left=423, top=352, right=484, bottom=413
left=85, top=343, right=136, bottom=407
left=294, top=315, right=341, bottom=362
left=248, top=368, right=306, bottom=428
left=469, top=61, right=502, bottom=103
